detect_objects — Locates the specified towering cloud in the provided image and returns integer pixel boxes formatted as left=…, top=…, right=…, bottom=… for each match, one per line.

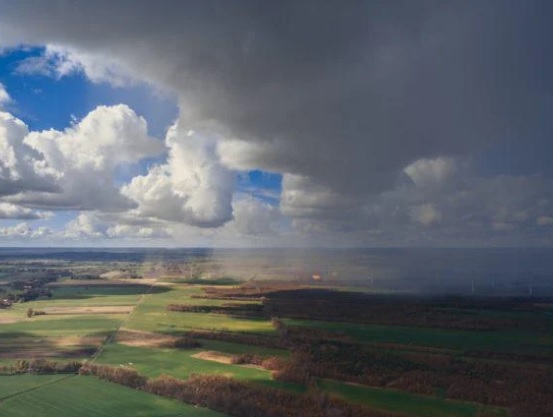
left=0, top=111, right=59, bottom=197
left=123, top=124, right=234, bottom=227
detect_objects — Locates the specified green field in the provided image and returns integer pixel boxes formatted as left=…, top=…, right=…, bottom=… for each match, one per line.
left=0, top=315, right=122, bottom=337
left=0, top=375, right=227, bottom=417
left=125, top=285, right=275, bottom=335
left=0, top=374, right=69, bottom=399
left=93, top=342, right=501, bottom=417
left=321, top=380, right=507, bottom=417
left=41, top=285, right=147, bottom=306
left=284, top=318, right=553, bottom=355
left=0, top=283, right=148, bottom=361
left=96, top=343, right=275, bottom=382
left=2, top=278, right=543, bottom=417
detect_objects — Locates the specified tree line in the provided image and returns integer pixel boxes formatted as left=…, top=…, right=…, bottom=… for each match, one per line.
left=79, top=363, right=401, bottom=417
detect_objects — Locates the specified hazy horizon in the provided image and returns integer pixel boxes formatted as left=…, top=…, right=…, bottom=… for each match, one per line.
left=2, top=246, right=551, bottom=297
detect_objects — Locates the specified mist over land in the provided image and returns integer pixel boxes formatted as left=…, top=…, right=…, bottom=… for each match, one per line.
left=1, top=247, right=552, bottom=296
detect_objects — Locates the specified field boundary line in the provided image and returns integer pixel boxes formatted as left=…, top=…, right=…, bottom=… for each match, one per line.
left=0, top=374, right=76, bottom=402
left=89, top=279, right=159, bottom=363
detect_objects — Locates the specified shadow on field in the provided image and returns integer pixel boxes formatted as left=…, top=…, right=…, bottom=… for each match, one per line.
left=0, top=331, right=96, bottom=359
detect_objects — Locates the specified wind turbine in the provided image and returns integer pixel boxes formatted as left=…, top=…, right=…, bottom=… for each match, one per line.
left=528, top=272, right=535, bottom=297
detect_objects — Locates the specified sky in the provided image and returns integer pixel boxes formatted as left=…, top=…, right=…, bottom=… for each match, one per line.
left=0, top=0, right=552, bottom=247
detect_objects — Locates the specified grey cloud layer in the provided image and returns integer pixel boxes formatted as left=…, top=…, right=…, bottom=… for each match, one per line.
left=288, top=157, right=553, bottom=245
left=1, top=1, right=552, bottom=244
left=2, top=1, right=552, bottom=192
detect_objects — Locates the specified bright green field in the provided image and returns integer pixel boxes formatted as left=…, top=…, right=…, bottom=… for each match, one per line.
left=0, top=285, right=145, bottom=340
left=96, top=342, right=304, bottom=394
left=0, top=375, right=228, bottom=417
left=320, top=380, right=507, bottom=417
left=94, top=343, right=506, bottom=417
left=96, top=342, right=275, bottom=382
left=125, top=285, right=275, bottom=335
left=0, top=374, right=68, bottom=399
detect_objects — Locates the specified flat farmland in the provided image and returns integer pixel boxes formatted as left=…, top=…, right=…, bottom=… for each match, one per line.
left=125, top=285, right=275, bottom=335
left=0, top=374, right=68, bottom=399
left=42, top=283, right=157, bottom=306
left=0, top=315, right=120, bottom=360
left=1, top=264, right=550, bottom=417
left=40, top=306, right=134, bottom=315
left=320, top=380, right=507, bottom=417
left=0, top=315, right=123, bottom=337
left=0, top=282, right=150, bottom=361
left=283, top=318, right=553, bottom=355
left=0, top=375, right=228, bottom=417
left=116, top=330, right=288, bottom=357
left=96, top=342, right=276, bottom=383
left=93, top=342, right=502, bottom=417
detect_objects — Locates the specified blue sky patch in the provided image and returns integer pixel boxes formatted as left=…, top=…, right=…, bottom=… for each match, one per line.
left=237, top=170, right=282, bottom=205
left=0, top=47, right=178, bottom=136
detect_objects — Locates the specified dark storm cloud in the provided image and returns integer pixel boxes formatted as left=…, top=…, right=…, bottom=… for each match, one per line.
left=2, top=0, right=552, bottom=196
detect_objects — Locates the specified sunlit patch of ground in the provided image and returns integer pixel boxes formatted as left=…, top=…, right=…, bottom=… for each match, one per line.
left=0, top=317, right=19, bottom=324
left=52, top=335, right=106, bottom=347
left=41, top=306, right=134, bottom=315
left=191, top=351, right=235, bottom=364
left=116, top=329, right=176, bottom=348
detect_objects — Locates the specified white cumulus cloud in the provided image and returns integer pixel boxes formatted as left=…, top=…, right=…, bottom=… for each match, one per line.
left=63, top=213, right=104, bottom=239
left=0, top=202, right=51, bottom=220
left=0, top=111, right=59, bottom=197
left=16, top=45, right=136, bottom=87
left=106, top=224, right=170, bottom=239
left=0, top=222, right=52, bottom=238
left=123, top=124, right=235, bottom=227
left=404, top=157, right=459, bottom=188
left=8, top=104, right=163, bottom=211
